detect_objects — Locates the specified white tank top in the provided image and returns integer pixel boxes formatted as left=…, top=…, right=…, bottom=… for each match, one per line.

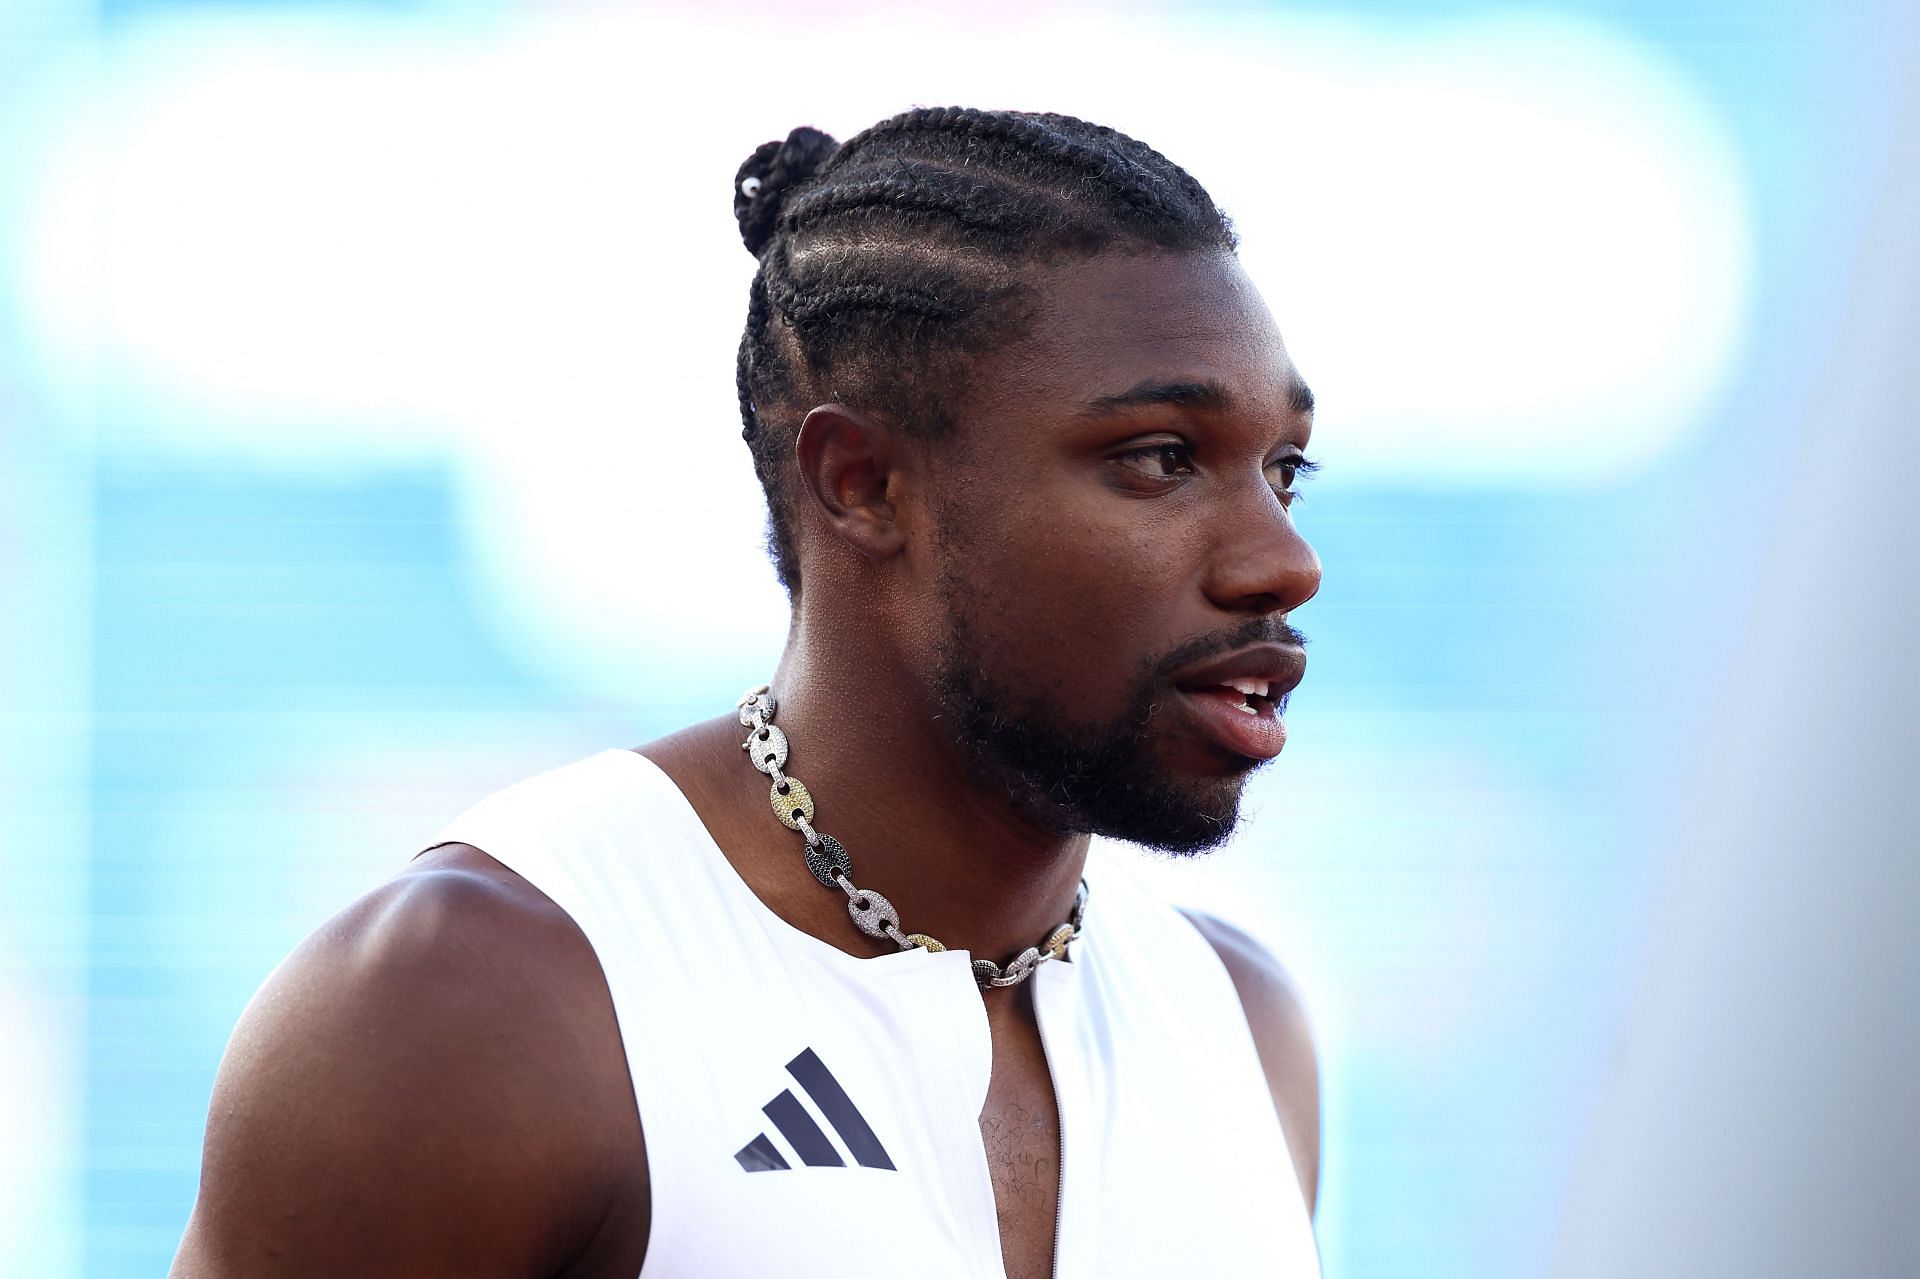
left=425, top=748, right=1319, bottom=1277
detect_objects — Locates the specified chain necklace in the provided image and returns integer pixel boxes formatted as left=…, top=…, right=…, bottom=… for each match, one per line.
left=736, top=685, right=1087, bottom=991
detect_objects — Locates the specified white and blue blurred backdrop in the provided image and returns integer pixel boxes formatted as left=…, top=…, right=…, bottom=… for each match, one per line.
left=3, top=1, right=1915, bottom=1275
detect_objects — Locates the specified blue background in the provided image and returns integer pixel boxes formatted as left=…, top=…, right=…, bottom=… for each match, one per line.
left=1, top=1, right=1912, bottom=1275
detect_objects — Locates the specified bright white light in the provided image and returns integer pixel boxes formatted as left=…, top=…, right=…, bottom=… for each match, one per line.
left=10, top=7, right=1751, bottom=694
left=0, top=983, right=78, bottom=1275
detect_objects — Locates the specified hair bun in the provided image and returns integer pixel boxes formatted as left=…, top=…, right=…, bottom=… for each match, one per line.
left=733, top=126, right=839, bottom=257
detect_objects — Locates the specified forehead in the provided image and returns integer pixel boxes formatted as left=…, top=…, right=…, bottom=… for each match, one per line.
left=977, top=250, right=1300, bottom=420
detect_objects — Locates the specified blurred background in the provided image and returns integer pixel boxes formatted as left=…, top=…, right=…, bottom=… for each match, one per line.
left=2, top=0, right=1914, bottom=1275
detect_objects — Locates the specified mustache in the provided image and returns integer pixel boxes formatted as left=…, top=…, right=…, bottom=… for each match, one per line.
left=1151, top=616, right=1309, bottom=710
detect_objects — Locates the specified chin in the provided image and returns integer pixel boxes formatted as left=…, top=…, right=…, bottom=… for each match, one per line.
left=1072, top=771, right=1251, bottom=857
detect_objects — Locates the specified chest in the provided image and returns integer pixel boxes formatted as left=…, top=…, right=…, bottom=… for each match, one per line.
left=599, top=931, right=1315, bottom=1279
left=979, top=995, right=1063, bottom=1279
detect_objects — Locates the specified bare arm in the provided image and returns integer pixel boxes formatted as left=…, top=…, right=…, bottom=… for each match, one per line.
left=170, top=856, right=644, bottom=1277
left=1183, top=910, right=1321, bottom=1218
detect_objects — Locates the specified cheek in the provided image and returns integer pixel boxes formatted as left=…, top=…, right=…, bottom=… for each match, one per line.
left=952, top=498, right=1196, bottom=688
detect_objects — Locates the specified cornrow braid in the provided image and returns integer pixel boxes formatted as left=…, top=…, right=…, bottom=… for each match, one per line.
left=827, top=109, right=1187, bottom=226
left=779, top=171, right=1039, bottom=242
left=732, top=109, right=1236, bottom=598
left=761, top=262, right=967, bottom=328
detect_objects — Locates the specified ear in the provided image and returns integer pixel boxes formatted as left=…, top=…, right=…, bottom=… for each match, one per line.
left=793, top=403, right=908, bottom=564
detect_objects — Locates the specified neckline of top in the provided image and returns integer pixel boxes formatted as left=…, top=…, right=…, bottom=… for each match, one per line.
left=603, top=747, right=974, bottom=981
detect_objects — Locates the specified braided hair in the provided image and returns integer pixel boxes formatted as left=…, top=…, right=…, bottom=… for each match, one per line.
left=732, top=107, right=1237, bottom=597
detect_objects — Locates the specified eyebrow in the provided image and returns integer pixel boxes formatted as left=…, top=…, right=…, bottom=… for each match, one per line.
left=1079, top=379, right=1227, bottom=417
left=1078, top=375, right=1316, bottom=418
left=1289, top=378, right=1316, bottom=417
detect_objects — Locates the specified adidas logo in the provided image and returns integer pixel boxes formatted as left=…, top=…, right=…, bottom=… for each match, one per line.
left=734, top=1048, right=897, bottom=1172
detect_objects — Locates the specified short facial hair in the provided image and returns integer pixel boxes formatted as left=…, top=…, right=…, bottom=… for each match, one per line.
left=930, top=559, right=1302, bottom=855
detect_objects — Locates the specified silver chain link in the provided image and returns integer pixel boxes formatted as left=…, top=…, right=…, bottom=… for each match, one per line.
left=737, top=684, right=1085, bottom=992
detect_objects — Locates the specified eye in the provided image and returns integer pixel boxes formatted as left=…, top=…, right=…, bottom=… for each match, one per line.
left=1267, top=453, right=1320, bottom=506
left=1114, top=441, right=1196, bottom=482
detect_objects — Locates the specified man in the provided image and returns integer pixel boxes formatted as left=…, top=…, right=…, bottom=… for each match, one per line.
left=171, top=107, right=1323, bottom=1277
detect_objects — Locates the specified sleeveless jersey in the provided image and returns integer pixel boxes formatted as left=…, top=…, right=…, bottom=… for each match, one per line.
left=423, top=748, right=1319, bottom=1277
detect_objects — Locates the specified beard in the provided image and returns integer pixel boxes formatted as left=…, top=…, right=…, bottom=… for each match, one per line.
left=930, top=561, right=1298, bottom=855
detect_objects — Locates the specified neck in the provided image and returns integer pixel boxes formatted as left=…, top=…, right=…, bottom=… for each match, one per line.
left=761, top=609, right=1091, bottom=961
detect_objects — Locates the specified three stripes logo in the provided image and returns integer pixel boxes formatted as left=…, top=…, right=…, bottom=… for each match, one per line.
left=734, top=1048, right=896, bottom=1173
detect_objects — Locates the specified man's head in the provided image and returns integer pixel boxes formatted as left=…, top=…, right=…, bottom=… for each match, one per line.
left=733, top=108, right=1319, bottom=852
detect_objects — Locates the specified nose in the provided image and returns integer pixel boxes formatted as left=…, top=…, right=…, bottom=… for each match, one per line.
left=1201, top=477, right=1322, bottom=616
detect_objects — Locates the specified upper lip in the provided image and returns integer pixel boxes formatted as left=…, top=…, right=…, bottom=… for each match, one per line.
left=1169, top=642, right=1307, bottom=701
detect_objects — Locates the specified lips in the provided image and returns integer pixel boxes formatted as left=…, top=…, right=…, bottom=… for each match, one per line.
left=1169, top=643, right=1306, bottom=761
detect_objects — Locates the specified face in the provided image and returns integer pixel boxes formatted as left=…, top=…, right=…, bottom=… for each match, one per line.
left=909, top=249, right=1321, bottom=853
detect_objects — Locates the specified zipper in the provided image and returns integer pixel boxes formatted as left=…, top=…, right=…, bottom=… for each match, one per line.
left=1033, top=969, right=1066, bottom=1279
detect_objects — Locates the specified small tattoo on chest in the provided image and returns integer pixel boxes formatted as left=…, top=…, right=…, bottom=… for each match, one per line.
left=979, top=1099, right=1059, bottom=1199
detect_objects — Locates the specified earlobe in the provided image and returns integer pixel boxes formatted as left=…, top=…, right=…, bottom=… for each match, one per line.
left=793, top=404, right=908, bottom=563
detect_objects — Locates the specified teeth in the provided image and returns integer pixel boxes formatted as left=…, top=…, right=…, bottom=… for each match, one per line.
left=1231, top=702, right=1259, bottom=716
left=1222, top=677, right=1270, bottom=699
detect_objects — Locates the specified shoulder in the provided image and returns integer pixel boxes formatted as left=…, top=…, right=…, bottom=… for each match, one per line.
left=1181, top=909, right=1321, bottom=1217
left=172, top=847, right=647, bottom=1277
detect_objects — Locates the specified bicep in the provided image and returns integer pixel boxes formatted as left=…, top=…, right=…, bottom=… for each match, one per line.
left=172, top=869, right=618, bottom=1278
